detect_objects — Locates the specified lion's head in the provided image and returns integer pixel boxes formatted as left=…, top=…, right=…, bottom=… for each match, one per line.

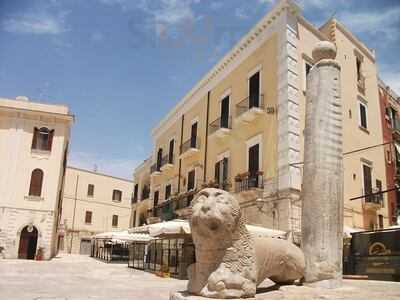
left=190, top=188, right=241, bottom=248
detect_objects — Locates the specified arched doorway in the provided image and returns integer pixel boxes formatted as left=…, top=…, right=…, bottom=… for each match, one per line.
left=18, top=225, right=38, bottom=259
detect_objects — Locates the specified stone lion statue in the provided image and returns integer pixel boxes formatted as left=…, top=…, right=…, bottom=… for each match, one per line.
left=187, top=188, right=305, bottom=299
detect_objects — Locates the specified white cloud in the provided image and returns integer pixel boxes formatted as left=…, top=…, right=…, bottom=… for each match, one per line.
left=235, top=8, right=248, bottom=20
left=2, top=11, right=69, bottom=35
left=69, top=151, right=141, bottom=180
left=91, top=32, right=105, bottom=42
left=99, top=0, right=197, bottom=37
left=337, top=7, right=400, bottom=40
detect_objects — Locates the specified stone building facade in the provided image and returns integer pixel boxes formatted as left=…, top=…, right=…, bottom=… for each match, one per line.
left=378, top=79, right=400, bottom=225
left=59, top=167, right=133, bottom=254
left=131, top=0, right=390, bottom=235
left=0, top=96, right=73, bottom=259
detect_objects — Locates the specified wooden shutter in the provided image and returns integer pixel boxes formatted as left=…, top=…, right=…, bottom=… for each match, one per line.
left=47, top=129, right=54, bottom=151
left=222, top=157, right=228, bottom=183
left=169, top=139, right=174, bottom=163
left=249, top=72, right=260, bottom=108
left=190, top=122, right=197, bottom=148
left=188, top=170, right=195, bottom=191
left=85, top=211, right=92, bottom=224
left=363, top=165, right=372, bottom=201
left=165, top=184, right=171, bottom=200
left=157, top=148, right=163, bottom=170
left=112, top=215, right=118, bottom=227
left=214, top=161, right=220, bottom=184
left=31, top=127, right=38, bottom=149
left=29, top=169, right=43, bottom=197
left=154, top=191, right=159, bottom=207
left=220, top=96, right=230, bottom=128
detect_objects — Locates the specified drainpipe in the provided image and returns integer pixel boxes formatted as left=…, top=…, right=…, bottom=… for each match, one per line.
left=69, top=174, right=79, bottom=253
left=203, top=91, right=211, bottom=183
left=178, top=115, right=184, bottom=193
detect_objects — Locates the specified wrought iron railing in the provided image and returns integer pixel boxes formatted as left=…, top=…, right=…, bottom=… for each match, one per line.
left=236, top=94, right=264, bottom=118
left=234, top=173, right=264, bottom=193
left=208, top=116, right=232, bottom=135
left=150, top=163, right=160, bottom=174
left=180, top=137, right=201, bottom=155
left=161, top=154, right=174, bottom=166
left=364, top=188, right=383, bottom=205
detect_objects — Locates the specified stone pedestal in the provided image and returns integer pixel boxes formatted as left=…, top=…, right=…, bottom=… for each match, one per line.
left=301, top=41, right=343, bottom=286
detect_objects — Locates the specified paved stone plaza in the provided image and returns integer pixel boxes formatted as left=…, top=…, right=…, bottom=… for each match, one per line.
left=1, top=255, right=400, bottom=300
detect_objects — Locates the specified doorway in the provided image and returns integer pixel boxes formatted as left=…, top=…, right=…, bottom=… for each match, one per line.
left=18, top=225, right=38, bottom=259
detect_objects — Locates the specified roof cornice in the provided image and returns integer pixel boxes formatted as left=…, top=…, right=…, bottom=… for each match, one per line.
left=151, top=0, right=301, bottom=140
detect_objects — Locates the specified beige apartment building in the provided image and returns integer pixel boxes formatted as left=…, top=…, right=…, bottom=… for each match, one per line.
left=0, top=96, right=73, bottom=259
left=131, top=0, right=389, bottom=236
left=59, top=166, right=133, bottom=254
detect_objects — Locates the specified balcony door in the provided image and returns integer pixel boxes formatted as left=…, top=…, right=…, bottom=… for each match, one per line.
left=215, top=157, right=228, bottom=188
left=363, top=164, right=373, bottom=202
left=190, top=122, right=197, bottom=148
left=249, top=71, right=260, bottom=108
left=168, top=139, right=174, bottom=163
left=220, top=96, right=230, bottom=129
left=248, top=144, right=259, bottom=188
left=157, top=148, right=162, bottom=170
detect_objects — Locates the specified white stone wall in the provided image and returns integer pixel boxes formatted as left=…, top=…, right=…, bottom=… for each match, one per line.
left=0, top=98, right=71, bottom=259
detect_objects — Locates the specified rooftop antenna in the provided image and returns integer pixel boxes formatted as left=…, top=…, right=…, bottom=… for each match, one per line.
left=93, top=164, right=98, bottom=173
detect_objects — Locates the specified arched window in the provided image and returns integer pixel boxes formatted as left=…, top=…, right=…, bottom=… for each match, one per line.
left=32, top=127, right=54, bottom=151
left=29, top=169, right=44, bottom=197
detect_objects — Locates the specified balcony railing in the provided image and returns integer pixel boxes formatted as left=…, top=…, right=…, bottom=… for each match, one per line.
left=150, top=163, right=161, bottom=174
left=234, top=172, right=264, bottom=193
left=161, top=154, right=174, bottom=167
left=208, top=116, right=232, bottom=136
left=364, top=188, right=383, bottom=205
left=180, top=137, right=201, bottom=155
left=236, top=94, right=264, bottom=118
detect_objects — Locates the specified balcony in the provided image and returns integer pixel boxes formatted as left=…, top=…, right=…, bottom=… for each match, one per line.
left=234, top=172, right=264, bottom=193
left=160, top=154, right=174, bottom=172
left=357, top=74, right=366, bottom=95
left=208, top=116, right=232, bottom=139
left=235, top=94, right=265, bottom=124
left=179, top=137, right=200, bottom=159
left=363, top=188, right=383, bottom=210
left=392, top=117, right=400, bottom=140
left=150, top=163, right=161, bottom=177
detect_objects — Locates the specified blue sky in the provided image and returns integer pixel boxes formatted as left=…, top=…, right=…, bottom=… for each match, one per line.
left=1, top=0, right=399, bottom=179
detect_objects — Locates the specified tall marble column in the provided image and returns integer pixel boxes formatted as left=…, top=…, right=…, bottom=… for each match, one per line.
left=301, top=41, right=343, bottom=288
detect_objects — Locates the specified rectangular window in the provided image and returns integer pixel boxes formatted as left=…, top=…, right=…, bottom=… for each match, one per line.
left=87, top=184, right=94, bottom=197
left=356, top=57, right=362, bottom=82
left=31, top=127, right=54, bottom=151
left=376, top=179, right=383, bottom=203
left=248, top=144, right=260, bottom=188
left=249, top=71, right=260, bottom=108
left=215, top=158, right=229, bottom=186
left=359, top=102, right=368, bottom=130
left=153, top=190, right=159, bottom=207
left=112, top=215, right=118, bottom=227
left=363, top=164, right=373, bottom=202
left=187, top=170, right=196, bottom=191
left=85, top=211, right=92, bottom=224
left=303, top=61, right=313, bottom=91
left=190, top=122, right=198, bottom=148
left=165, top=184, right=171, bottom=200
left=168, top=139, right=174, bottom=163
left=220, top=96, right=230, bottom=128
left=133, top=184, right=139, bottom=202
left=112, top=189, right=122, bottom=202
left=378, top=214, right=384, bottom=229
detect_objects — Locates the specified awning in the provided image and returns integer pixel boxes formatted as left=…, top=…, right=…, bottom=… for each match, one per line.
left=93, top=230, right=153, bottom=243
left=129, top=220, right=288, bottom=239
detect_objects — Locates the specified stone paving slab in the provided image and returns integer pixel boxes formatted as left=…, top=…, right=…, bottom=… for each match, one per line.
left=1, top=255, right=400, bottom=300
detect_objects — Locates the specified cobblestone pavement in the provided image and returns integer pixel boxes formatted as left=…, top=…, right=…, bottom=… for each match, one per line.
left=1, top=255, right=400, bottom=300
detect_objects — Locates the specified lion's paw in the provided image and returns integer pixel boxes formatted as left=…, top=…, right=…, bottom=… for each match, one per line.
left=200, top=266, right=256, bottom=298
